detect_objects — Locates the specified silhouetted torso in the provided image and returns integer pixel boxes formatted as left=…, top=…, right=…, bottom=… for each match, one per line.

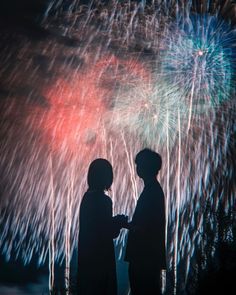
left=78, top=190, right=119, bottom=295
left=125, top=179, right=166, bottom=265
left=125, top=179, right=166, bottom=295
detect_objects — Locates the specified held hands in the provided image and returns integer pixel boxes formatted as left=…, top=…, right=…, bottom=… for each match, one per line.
left=113, top=214, right=129, bottom=229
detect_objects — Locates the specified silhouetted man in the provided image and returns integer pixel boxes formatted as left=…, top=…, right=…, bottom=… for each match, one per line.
left=125, top=148, right=166, bottom=295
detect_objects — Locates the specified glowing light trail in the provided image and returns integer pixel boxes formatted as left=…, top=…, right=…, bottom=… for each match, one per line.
left=49, top=155, right=55, bottom=292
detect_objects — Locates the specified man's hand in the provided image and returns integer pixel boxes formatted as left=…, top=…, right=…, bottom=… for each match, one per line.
left=113, top=214, right=129, bottom=228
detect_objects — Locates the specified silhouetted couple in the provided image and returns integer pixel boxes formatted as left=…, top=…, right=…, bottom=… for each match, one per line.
left=78, top=148, right=166, bottom=295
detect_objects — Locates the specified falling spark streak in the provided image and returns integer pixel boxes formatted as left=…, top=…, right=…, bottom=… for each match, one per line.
left=174, top=109, right=182, bottom=293
left=49, top=155, right=55, bottom=292
left=108, top=138, right=115, bottom=206
left=121, top=132, right=138, bottom=203
left=65, top=165, right=73, bottom=293
left=162, top=108, right=169, bottom=295
left=165, top=109, right=170, bottom=261
left=187, top=56, right=198, bottom=132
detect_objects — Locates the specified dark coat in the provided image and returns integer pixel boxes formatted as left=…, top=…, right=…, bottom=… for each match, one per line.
left=78, top=190, right=120, bottom=295
left=125, top=179, right=166, bottom=269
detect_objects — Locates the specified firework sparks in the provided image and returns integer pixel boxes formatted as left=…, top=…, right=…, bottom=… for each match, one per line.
left=0, top=1, right=235, bottom=294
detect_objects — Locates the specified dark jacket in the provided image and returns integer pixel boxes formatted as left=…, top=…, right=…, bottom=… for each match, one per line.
left=125, top=179, right=166, bottom=269
left=78, top=190, right=120, bottom=295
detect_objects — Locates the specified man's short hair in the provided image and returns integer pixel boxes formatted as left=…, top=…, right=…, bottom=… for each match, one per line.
left=135, top=148, right=162, bottom=176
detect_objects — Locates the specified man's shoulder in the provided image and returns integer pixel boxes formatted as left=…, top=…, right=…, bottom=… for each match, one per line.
left=145, top=181, right=164, bottom=196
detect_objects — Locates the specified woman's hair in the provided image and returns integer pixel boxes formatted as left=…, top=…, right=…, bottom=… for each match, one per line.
left=87, top=158, right=113, bottom=191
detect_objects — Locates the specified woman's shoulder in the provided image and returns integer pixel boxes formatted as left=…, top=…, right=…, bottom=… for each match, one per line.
left=103, top=193, right=112, bottom=204
left=98, top=192, right=112, bottom=210
left=82, top=190, right=112, bottom=204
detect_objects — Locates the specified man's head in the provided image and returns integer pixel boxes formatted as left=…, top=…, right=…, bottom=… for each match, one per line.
left=87, top=158, right=113, bottom=191
left=135, top=148, right=162, bottom=180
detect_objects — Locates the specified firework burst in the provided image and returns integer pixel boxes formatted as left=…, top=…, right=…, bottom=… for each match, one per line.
left=161, top=13, right=235, bottom=130
left=111, top=78, right=188, bottom=147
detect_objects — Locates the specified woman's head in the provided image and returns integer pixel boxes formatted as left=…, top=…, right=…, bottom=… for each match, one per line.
left=87, top=158, right=113, bottom=191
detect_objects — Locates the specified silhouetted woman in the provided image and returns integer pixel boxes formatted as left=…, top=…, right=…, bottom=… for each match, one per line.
left=78, top=158, right=127, bottom=295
